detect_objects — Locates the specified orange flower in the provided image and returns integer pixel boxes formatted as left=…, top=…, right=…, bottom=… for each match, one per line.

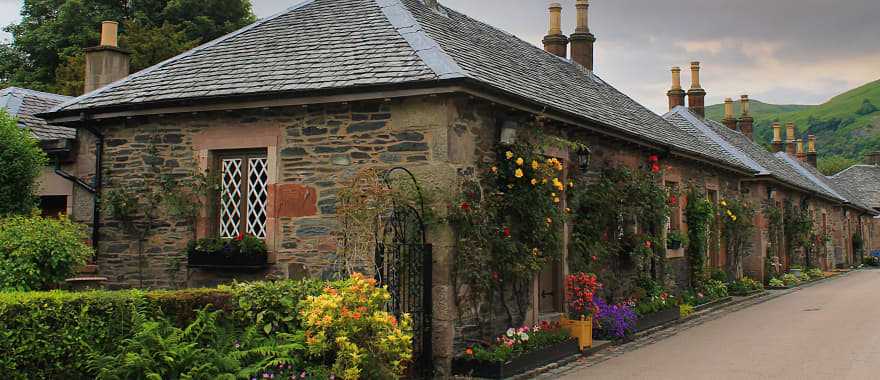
left=352, top=312, right=362, bottom=320
left=465, top=347, right=474, bottom=356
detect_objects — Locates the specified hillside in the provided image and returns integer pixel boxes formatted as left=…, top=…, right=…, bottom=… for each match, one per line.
left=705, top=79, right=880, bottom=172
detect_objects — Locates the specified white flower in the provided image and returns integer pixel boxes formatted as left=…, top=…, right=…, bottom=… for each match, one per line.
left=519, top=332, right=529, bottom=342
left=506, top=328, right=516, bottom=337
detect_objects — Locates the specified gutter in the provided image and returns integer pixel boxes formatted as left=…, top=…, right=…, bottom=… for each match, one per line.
left=55, top=113, right=103, bottom=255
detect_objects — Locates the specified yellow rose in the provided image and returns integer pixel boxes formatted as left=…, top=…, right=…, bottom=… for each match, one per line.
left=531, top=178, right=538, bottom=185
left=531, top=160, right=540, bottom=170
left=565, top=207, right=572, bottom=213
left=516, top=157, right=524, bottom=166
left=546, top=217, right=553, bottom=224
left=491, top=166, right=498, bottom=173
left=553, top=197, right=560, bottom=203
left=506, top=151, right=514, bottom=160
left=514, top=168, right=524, bottom=178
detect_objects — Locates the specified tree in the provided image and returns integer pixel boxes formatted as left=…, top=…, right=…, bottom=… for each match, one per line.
left=2, top=0, right=255, bottom=95
left=857, top=98, right=878, bottom=116
left=818, top=154, right=858, bottom=176
left=0, top=110, right=48, bottom=216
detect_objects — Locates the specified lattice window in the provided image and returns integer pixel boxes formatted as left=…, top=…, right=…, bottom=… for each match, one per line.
left=217, top=151, right=268, bottom=239
left=219, top=158, right=242, bottom=238
left=247, top=158, right=268, bottom=238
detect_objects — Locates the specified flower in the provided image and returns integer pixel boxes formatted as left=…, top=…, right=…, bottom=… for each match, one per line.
left=649, top=154, right=659, bottom=162
left=460, top=202, right=470, bottom=211
left=553, top=197, right=560, bottom=203
left=720, top=200, right=728, bottom=207
left=465, top=347, right=474, bottom=356
left=514, top=169, right=524, bottom=178
left=519, top=332, right=529, bottom=341
left=668, top=195, right=678, bottom=206
left=546, top=217, right=553, bottom=225
left=651, top=163, right=661, bottom=173
left=502, top=227, right=511, bottom=238
left=505, top=151, right=514, bottom=160
left=565, top=207, right=572, bottom=213
left=506, top=328, right=516, bottom=337
left=491, top=166, right=498, bottom=173
left=235, top=233, right=245, bottom=241
left=531, top=160, right=540, bottom=170
left=531, top=178, right=538, bottom=185
left=645, top=240, right=652, bottom=249
left=552, top=178, right=565, bottom=191
left=591, top=255, right=598, bottom=261
left=516, top=157, right=524, bottom=166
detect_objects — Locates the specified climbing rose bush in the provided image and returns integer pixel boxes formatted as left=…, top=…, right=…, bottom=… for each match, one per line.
left=300, top=273, right=413, bottom=380
left=0, top=215, right=92, bottom=291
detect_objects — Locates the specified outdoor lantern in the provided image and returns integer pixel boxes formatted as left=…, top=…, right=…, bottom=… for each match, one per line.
left=576, top=147, right=591, bottom=172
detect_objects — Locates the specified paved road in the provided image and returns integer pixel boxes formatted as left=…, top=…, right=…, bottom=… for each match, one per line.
left=560, top=270, right=880, bottom=380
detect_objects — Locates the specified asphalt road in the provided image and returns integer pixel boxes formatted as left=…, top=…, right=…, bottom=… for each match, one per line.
left=560, top=270, right=880, bottom=380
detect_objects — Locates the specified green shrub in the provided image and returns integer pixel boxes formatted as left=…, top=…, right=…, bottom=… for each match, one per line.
left=782, top=273, right=800, bottom=286
left=807, top=268, right=824, bottom=279
left=700, top=279, right=729, bottom=300
left=0, top=288, right=229, bottom=379
left=768, top=278, right=785, bottom=288
left=728, top=277, right=763, bottom=295
left=0, top=110, right=47, bottom=216
left=220, top=278, right=323, bottom=335
left=798, top=272, right=811, bottom=282
left=0, top=215, right=93, bottom=290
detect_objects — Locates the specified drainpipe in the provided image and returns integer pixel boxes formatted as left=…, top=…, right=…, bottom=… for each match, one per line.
left=55, top=113, right=103, bottom=255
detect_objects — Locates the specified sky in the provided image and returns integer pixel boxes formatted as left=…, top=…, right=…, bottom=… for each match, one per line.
left=2, top=0, right=879, bottom=113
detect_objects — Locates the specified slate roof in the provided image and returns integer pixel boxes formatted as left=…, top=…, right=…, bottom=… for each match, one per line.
left=831, top=165, right=880, bottom=211
left=45, top=0, right=753, bottom=173
left=663, top=106, right=844, bottom=202
left=0, top=87, right=75, bottom=140
left=775, top=153, right=877, bottom=214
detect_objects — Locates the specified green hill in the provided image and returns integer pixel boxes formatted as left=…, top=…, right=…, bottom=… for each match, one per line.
left=705, top=79, right=880, bottom=173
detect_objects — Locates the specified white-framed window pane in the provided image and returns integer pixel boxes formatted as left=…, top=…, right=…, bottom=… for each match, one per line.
left=219, top=158, right=243, bottom=238
left=247, top=157, right=269, bottom=239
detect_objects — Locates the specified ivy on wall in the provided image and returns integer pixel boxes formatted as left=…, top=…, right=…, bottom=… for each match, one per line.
left=719, top=198, right=756, bottom=279
left=763, top=202, right=785, bottom=281
left=684, top=187, right=715, bottom=288
left=450, top=141, right=565, bottom=330
left=568, top=165, right=670, bottom=301
left=783, top=200, right=815, bottom=268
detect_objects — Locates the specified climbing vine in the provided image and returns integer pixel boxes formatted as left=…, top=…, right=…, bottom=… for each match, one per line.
left=763, top=202, right=785, bottom=281
left=783, top=200, right=815, bottom=267
left=719, top=198, right=756, bottom=279
left=450, top=141, right=565, bottom=330
left=684, top=187, right=715, bottom=288
left=568, top=165, right=669, bottom=301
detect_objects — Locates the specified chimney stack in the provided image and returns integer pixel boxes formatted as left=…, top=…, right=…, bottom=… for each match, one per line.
left=569, top=0, right=596, bottom=70
left=84, top=21, right=130, bottom=93
left=667, top=67, right=686, bottom=111
left=771, top=122, right=784, bottom=153
left=722, top=98, right=737, bottom=130
left=785, top=122, right=796, bottom=155
left=796, top=139, right=806, bottom=161
left=543, top=3, right=569, bottom=58
left=738, top=95, right=754, bottom=140
left=687, top=62, right=707, bottom=117
left=806, top=135, right=818, bottom=167
left=865, top=151, right=880, bottom=166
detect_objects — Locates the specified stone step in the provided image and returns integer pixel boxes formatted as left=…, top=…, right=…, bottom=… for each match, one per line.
left=64, top=276, right=109, bottom=291
left=78, top=264, right=99, bottom=274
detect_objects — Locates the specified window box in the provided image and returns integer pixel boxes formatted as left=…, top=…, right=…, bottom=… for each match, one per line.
left=635, top=306, right=679, bottom=331
left=186, top=237, right=268, bottom=271
left=452, top=339, right=579, bottom=379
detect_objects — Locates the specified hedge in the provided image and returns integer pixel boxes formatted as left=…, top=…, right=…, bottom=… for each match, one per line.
left=0, top=280, right=323, bottom=379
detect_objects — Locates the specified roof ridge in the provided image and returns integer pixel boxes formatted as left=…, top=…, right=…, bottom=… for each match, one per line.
left=667, top=106, right=767, bottom=174
left=832, top=164, right=878, bottom=178
left=375, top=0, right=466, bottom=79
left=775, top=152, right=846, bottom=201
left=1, top=87, right=72, bottom=101
left=50, top=0, right=317, bottom=114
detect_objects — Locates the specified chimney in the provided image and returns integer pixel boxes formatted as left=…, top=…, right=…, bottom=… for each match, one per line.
left=667, top=67, right=686, bottom=111
left=785, top=122, right=796, bottom=155
left=687, top=62, right=707, bottom=117
left=738, top=95, right=754, bottom=140
left=569, top=0, right=596, bottom=70
left=722, top=98, right=737, bottom=130
left=796, top=139, right=806, bottom=161
left=865, top=151, right=880, bottom=166
left=542, top=3, right=569, bottom=58
left=806, top=135, right=818, bottom=167
left=771, top=122, right=784, bottom=152
left=84, top=21, right=130, bottom=93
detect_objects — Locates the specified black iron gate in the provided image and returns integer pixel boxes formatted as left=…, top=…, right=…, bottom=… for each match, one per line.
left=375, top=167, right=433, bottom=377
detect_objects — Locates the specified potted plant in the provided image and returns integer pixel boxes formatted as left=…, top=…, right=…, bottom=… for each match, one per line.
left=186, top=234, right=268, bottom=269
left=666, top=230, right=688, bottom=250
left=561, top=272, right=601, bottom=351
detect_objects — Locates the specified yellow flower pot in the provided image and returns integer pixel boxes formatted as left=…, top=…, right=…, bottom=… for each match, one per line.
left=560, top=315, right=593, bottom=351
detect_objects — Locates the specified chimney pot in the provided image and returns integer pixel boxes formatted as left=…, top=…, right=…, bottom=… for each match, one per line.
left=738, top=95, right=754, bottom=140
left=722, top=98, right=737, bottom=130
left=806, top=134, right=818, bottom=167
left=796, top=139, right=805, bottom=154
left=771, top=122, right=784, bottom=152
left=740, top=95, right=750, bottom=116
left=686, top=61, right=707, bottom=117
left=785, top=122, right=797, bottom=155
left=866, top=151, right=880, bottom=166
left=569, top=0, right=596, bottom=70
left=667, top=67, right=686, bottom=111
left=542, top=3, right=569, bottom=58
left=100, top=21, right=119, bottom=47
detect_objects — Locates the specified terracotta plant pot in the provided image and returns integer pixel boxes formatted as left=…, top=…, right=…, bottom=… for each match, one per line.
left=561, top=315, right=593, bottom=351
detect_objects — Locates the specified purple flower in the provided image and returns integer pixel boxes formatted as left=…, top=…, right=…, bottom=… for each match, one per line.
left=593, top=297, right=637, bottom=339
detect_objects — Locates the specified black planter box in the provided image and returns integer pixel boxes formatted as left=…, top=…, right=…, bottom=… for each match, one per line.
left=452, top=339, right=579, bottom=379
left=635, top=306, right=679, bottom=331
left=187, top=251, right=268, bottom=271
left=666, top=240, right=682, bottom=250
left=692, top=296, right=732, bottom=312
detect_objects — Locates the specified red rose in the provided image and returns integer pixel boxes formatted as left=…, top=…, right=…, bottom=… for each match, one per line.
left=502, top=227, right=511, bottom=238
left=651, top=163, right=661, bottom=173
left=645, top=240, right=652, bottom=249
left=649, top=154, right=659, bottom=162
left=460, top=202, right=471, bottom=211
left=235, top=233, right=245, bottom=241
left=669, top=195, right=678, bottom=206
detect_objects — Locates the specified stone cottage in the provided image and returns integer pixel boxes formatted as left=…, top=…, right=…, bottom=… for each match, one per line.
left=40, top=0, right=878, bottom=374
